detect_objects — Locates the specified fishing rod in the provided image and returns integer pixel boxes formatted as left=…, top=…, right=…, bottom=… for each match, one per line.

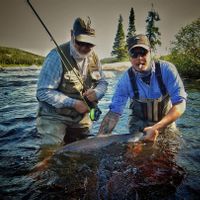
left=27, top=0, right=101, bottom=121
left=27, top=0, right=85, bottom=88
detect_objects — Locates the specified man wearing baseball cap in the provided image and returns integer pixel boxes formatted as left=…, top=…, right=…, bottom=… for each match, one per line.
left=98, top=34, right=187, bottom=143
left=36, top=17, right=108, bottom=149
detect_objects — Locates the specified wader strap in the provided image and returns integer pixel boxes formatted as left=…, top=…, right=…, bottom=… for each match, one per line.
left=128, top=62, right=168, bottom=122
left=128, top=68, right=139, bottom=99
left=153, top=100, right=159, bottom=122
left=155, top=61, right=167, bottom=96
left=141, top=102, right=148, bottom=120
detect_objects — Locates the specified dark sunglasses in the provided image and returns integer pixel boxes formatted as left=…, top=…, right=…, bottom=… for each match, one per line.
left=129, top=48, right=148, bottom=58
left=75, top=40, right=95, bottom=48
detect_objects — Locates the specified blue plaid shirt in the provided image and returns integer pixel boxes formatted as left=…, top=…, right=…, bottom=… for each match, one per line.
left=109, top=60, right=187, bottom=115
left=36, top=49, right=108, bottom=108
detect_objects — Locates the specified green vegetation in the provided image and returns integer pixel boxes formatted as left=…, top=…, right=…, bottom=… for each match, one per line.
left=161, top=18, right=200, bottom=78
left=146, top=4, right=161, bottom=51
left=0, top=46, right=44, bottom=67
left=126, top=7, right=136, bottom=40
left=110, top=6, right=199, bottom=78
left=111, top=15, right=128, bottom=61
left=111, top=8, right=136, bottom=61
left=111, top=5, right=161, bottom=61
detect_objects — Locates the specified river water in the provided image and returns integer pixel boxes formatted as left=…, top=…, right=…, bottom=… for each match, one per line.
left=0, top=67, right=199, bottom=199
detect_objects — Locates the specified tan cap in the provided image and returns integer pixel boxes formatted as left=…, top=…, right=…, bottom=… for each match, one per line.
left=128, top=34, right=150, bottom=51
left=73, top=17, right=96, bottom=45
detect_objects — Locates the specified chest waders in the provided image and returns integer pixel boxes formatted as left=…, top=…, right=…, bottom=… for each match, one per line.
left=27, top=0, right=101, bottom=122
left=128, top=62, right=171, bottom=132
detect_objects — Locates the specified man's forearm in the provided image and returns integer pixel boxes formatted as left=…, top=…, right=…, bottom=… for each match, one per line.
left=94, top=78, right=108, bottom=100
left=36, top=88, right=76, bottom=108
left=98, top=111, right=120, bottom=135
left=153, top=100, right=186, bottom=131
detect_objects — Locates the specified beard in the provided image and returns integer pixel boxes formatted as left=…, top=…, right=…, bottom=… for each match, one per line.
left=70, top=40, right=91, bottom=61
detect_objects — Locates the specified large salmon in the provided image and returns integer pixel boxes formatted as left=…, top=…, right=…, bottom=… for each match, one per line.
left=28, top=132, right=184, bottom=199
left=30, top=132, right=145, bottom=174
left=56, top=132, right=144, bottom=154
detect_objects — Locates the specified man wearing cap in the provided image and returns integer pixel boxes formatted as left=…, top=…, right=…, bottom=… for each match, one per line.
left=98, top=34, right=187, bottom=142
left=36, top=17, right=108, bottom=147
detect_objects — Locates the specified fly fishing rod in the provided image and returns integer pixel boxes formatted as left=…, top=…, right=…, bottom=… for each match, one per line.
left=27, top=0, right=101, bottom=121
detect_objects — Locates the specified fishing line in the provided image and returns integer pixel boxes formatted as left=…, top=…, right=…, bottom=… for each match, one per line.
left=27, top=0, right=86, bottom=89
left=27, top=0, right=101, bottom=121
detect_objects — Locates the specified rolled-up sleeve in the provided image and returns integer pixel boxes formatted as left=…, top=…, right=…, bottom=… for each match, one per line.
left=36, top=49, right=76, bottom=108
left=162, top=62, right=187, bottom=105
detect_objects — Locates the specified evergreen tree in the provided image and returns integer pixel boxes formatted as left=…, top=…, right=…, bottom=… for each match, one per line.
left=111, top=15, right=128, bottom=61
left=146, top=4, right=161, bottom=51
left=127, top=7, right=136, bottom=40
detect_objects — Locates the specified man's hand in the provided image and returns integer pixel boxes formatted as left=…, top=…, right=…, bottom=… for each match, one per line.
left=143, top=126, right=159, bottom=142
left=83, top=88, right=97, bottom=102
left=74, top=100, right=89, bottom=114
left=142, top=101, right=186, bottom=142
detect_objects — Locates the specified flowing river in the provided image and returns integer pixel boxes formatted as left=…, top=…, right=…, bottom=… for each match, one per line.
left=0, top=66, right=199, bottom=199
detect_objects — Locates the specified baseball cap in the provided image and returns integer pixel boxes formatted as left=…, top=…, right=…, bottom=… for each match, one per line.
left=127, top=34, right=150, bottom=51
left=73, top=17, right=96, bottom=45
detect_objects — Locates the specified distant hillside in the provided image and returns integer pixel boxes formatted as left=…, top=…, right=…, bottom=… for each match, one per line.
left=0, top=46, right=44, bottom=67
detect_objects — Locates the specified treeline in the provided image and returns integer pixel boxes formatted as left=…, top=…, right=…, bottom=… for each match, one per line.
left=0, top=46, right=44, bottom=67
left=111, top=4, right=160, bottom=61
left=111, top=5, right=200, bottom=78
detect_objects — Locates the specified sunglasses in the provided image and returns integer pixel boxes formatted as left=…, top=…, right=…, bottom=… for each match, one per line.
left=129, top=48, right=148, bottom=58
left=75, top=40, right=95, bottom=48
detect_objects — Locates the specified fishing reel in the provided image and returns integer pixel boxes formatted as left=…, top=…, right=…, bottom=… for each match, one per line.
left=89, top=106, right=102, bottom=121
left=84, top=96, right=102, bottom=121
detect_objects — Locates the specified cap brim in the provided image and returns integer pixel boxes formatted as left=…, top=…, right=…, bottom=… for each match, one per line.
left=129, top=44, right=150, bottom=51
left=75, top=34, right=96, bottom=45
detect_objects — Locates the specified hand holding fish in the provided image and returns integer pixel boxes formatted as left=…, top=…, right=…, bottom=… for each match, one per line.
left=143, top=126, right=159, bottom=142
